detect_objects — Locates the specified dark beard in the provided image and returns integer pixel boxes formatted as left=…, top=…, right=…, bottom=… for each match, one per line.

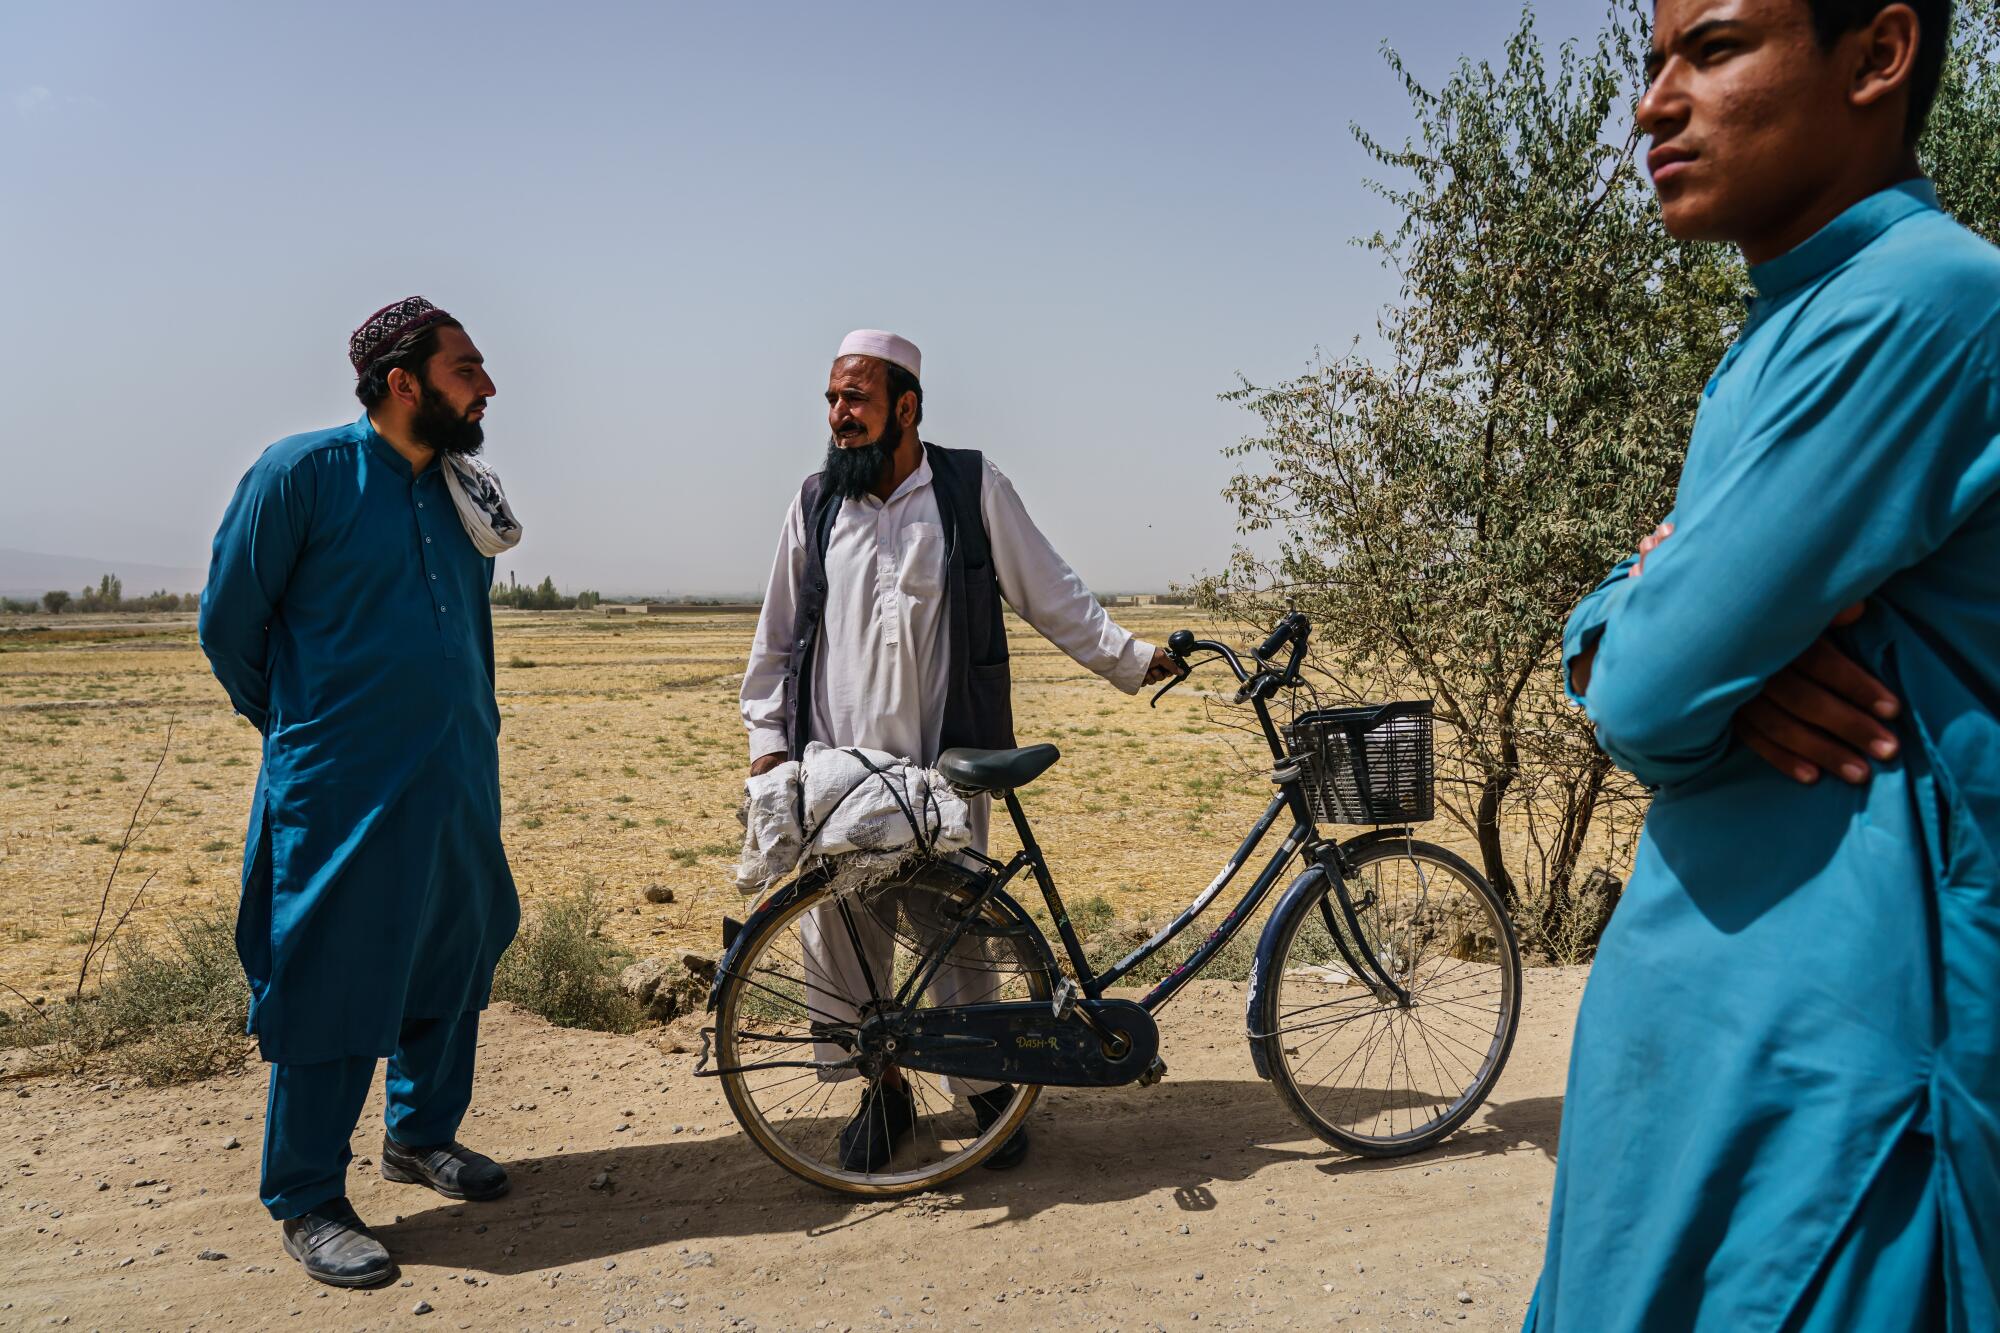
left=411, top=380, right=486, bottom=457
left=822, top=415, right=903, bottom=500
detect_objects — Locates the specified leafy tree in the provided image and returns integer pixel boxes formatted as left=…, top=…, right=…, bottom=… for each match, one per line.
left=489, top=575, right=593, bottom=612
left=75, top=574, right=125, bottom=613
left=1924, top=0, right=2000, bottom=242
left=1198, top=6, right=1743, bottom=956
left=42, top=589, right=71, bottom=614
left=1201, top=2, right=1999, bottom=959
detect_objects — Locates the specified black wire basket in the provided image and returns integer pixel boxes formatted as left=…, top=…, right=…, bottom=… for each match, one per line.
left=1284, top=701, right=1435, bottom=825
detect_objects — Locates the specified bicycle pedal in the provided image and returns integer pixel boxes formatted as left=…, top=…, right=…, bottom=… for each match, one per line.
left=1137, top=1056, right=1167, bottom=1088
left=1051, top=977, right=1077, bottom=1020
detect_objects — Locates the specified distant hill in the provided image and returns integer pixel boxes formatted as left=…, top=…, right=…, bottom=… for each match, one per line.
left=0, top=548, right=206, bottom=600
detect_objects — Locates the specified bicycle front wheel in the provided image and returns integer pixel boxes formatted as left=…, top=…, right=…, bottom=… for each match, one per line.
left=1259, top=838, right=1520, bottom=1156
left=714, top=861, right=1054, bottom=1195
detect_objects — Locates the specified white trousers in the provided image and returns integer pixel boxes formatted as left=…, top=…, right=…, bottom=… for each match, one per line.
left=803, top=803, right=1003, bottom=1096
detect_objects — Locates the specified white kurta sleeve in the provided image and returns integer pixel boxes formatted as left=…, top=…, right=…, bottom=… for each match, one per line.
left=741, top=491, right=810, bottom=762
left=982, top=460, right=1154, bottom=695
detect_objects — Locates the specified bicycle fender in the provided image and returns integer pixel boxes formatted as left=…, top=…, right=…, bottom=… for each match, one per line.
left=706, top=878, right=815, bottom=1012
left=1246, top=861, right=1334, bottom=1080
left=1330, top=827, right=1416, bottom=865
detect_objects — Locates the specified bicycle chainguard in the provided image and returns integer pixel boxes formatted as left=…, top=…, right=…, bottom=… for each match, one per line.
left=1051, top=975, right=1134, bottom=1055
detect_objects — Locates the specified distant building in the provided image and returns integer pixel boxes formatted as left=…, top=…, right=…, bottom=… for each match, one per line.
left=602, top=601, right=761, bottom=617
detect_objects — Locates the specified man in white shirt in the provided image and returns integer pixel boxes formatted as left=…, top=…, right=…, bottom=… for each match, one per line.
left=740, top=329, right=1175, bottom=1172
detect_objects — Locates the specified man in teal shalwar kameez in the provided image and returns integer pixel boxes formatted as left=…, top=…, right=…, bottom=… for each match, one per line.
left=200, top=298, right=521, bottom=1287
left=1527, top=2, right=2000, bottom=1329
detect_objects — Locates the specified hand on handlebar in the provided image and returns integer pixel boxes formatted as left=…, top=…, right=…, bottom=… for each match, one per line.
left=1142, top=646, right=1184, bottom=686
left=1145, top=644, right=1192, bottom=707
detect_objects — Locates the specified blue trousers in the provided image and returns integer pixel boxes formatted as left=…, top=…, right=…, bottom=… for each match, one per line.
left=259, top=1010, right=481, bottom=1220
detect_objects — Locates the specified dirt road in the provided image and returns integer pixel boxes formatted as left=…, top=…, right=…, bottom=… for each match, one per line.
left=0, top=971, right=1583, bottom=1332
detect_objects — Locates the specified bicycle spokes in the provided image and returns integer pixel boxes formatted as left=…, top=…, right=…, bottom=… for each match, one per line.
left=714, top=875, right=1053, bottom=1193
left=1267, top=843, right=1519, bottom=1153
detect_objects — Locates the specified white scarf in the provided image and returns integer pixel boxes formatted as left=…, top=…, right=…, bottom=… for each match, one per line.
left=441, top=453, right=523, bottom=557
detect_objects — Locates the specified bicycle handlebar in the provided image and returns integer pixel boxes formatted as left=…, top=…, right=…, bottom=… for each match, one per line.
left=1255, top=614, right=1304, bottom=662
left=1150, top=613, right=1311, bottom=709
left=1257, top=613, right=1310, bottom=688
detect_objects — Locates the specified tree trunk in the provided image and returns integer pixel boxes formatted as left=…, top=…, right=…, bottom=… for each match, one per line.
left=1539, top=753, right=1610, bottom=947
left=1473, top=763, right=1519, bottom=912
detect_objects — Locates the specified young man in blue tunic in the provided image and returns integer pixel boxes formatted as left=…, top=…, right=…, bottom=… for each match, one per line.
left=1527, top=1, right=2000, bottom=1327
left=200, top=298, right=523, bottom=1288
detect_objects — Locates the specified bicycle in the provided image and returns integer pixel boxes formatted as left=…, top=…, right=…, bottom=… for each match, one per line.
left=699, top=612, right=1523, bottom=1196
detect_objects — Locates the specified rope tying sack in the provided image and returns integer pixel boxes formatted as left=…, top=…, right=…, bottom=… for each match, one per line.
left=734, top=743, right=975, bottom=897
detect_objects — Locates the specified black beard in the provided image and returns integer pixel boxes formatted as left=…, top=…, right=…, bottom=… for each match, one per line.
left=411, top=382, right=486, bottom=457
left=822, top=416, right=903, bottom=500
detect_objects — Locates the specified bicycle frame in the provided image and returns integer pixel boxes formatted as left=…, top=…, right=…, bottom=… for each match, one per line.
left=889, top=617, right=1408, bottom=1021
left=1057, top=790, right=1310, bottom=1009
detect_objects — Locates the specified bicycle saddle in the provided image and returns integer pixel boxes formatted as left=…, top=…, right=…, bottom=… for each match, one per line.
left=935, top=744, right=1061, bottom=793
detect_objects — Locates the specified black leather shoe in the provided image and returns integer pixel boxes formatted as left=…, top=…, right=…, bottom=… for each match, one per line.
left=970, top=1085, right=1030, bottom=1170
left=838, top=1079, right=917, bottom=1173
left=280, top=1197, right=395, bottom=1288
left=380, top=1136, right=510, bottom=1201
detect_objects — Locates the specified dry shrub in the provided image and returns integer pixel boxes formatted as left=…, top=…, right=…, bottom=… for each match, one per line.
left=8, top=885, right=651, bottom=1076
left=493, top=883, right=641, bottom=1033
left=97, top=910, right=250, bottom=1084
left=3, top=909, right=250, bottom=1085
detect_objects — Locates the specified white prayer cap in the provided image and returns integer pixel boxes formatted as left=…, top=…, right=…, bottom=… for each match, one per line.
left=835, top=329, right=921, bottom=381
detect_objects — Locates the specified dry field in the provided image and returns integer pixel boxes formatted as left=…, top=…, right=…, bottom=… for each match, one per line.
left=2, top=606, right=1499, bottom=996
left=0, top=607, right=1584, bottom=1332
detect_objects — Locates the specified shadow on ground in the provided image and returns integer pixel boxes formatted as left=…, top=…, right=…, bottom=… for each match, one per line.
left=377, top=1079, right=1562, bottom=1275
left=1478, top=1093, right=1562, bottom=1159
left=1306, top=1091, right=1563, bottom=1181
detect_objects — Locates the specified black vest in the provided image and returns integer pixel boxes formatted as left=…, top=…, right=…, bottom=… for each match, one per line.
left=782, top=442, right=1015, bottom=761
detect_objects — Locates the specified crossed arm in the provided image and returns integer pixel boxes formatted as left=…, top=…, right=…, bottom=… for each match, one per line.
left=1572, top=524, right=1900, bottom=787
left=1567, top=298, right=1998, bottom=788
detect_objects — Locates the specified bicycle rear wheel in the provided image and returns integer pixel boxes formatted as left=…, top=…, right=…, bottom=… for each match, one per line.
left=1259, top=838, right=1520, bottom=1156
left=714, top=861, right=1054, bottom=1195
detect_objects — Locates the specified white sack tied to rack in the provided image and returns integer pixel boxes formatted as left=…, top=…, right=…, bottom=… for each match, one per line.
left=734, top=742, right=974, bottom=896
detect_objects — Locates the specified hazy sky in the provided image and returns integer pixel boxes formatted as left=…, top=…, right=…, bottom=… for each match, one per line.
left=3, top=0, right=1612, bottom=595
